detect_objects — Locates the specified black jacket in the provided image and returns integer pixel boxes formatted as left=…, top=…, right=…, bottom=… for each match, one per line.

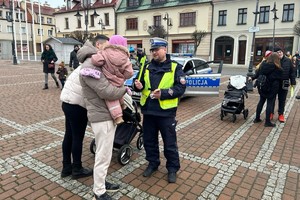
left=257, top=62, right=283, bottom=98
left=41, top=49, right=58, bottom=73
left=280, top=56, right=296, bottom=85
left=69, top=50, right=79, bottom=69
left=134, top=54, right=186, bottom=117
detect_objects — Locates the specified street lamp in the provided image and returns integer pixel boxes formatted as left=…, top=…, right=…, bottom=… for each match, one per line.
left=98, top=19, right=105, bottom=34
left=163, top=12, right=173, bottom=44
left=74, top=0, right=99, bottom=39
left=247, top=0, right=259, bottom=91
left=6, top=0, right=18, bottom=65
left=271, top=2, right=279, bottom=50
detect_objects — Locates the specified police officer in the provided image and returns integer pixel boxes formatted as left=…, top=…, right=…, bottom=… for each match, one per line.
left=133, top=38, right=186, bottom=183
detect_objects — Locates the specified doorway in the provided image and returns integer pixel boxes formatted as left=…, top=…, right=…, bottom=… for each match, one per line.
left=238, top=40, right=246, bottom=64
left=214, top=36, right=234, bottom=64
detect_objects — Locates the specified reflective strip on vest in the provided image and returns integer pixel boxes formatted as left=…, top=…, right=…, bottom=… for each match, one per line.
left=137, top=55, right=147, bottom=81
left=140, top=62, right=178, bottom=109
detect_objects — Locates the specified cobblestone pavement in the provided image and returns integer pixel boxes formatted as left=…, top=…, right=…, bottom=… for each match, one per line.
left=1, top=60, right=300, bottom=200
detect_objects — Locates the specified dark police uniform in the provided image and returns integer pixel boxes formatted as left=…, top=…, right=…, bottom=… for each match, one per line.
left=134, top=39, right=186, bottom=175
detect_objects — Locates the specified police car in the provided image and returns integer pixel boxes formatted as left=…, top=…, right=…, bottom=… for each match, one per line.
left=124, top=54, right=223, bottom=101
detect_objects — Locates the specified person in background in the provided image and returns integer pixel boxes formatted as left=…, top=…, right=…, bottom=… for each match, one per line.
left=293, top=51, right=300, bottom=78
left=69, top=45, right=80, bottom=70
left=285, top=51, right=292, bottom=60
left=133, top=37, right=186, bottom=183
left=137, top=48, right=148, bottom=69
left=56, top=61, right=68, bottom=89
left=271, top=47, right=296, bottom=122
left=41, top=44, right=59, bottom=90
left=253, top=53, right=283, bottom=127
left=79, top=35, right=127, bottom=200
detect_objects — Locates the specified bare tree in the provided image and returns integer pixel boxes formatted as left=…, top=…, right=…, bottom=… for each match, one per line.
left=294, top=20, right=300, bottom=36
left=191, top=30, right=207, bottom=56
left=147, top=25, right=167, bottom=38
left=68, top=31, right=95, bottom=43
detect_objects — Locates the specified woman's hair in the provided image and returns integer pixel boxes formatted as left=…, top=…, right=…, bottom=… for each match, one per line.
left=266, top=52, right=281, bottom=68
left=45, top=44, right=53, bottom=50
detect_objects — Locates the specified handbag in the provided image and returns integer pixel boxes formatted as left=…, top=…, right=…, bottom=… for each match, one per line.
left=282, top=80, right=290, bottom=90
left=48, top=63, right=55, bottom=69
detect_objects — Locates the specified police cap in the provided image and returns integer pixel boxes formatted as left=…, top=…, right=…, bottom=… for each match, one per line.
left=150, top=37, right=168, bottom=50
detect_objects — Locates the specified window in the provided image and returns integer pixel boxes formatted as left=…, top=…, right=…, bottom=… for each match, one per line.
left=38, top=28, right=43, bottom=35
left=259, top=6, right=270, bottom=23
left=218, top=10, right=227, bottom=26
left=21, top=27, right=26, bottom=34
left=152, top=0, right=166, bottom=3
left=7, top=25, right=13, bottom=32
left=282, top=4, right=294, bottom=22
left=127, top=0, right=139, bottom=7
left=65, top=18, right=69, bottom=29
left=38, top=16, right=44, bottom=24
left=180, top=12, right=196, bottom=26
left=154, top=15, right=161, bottom=27
left=104, top=13, right=109, bottom=25
left=0, top=11, right=2, bottom=18
left=48, top=29, right=53, bottom=36
left=16, top=13, right=23, bottom=21
left=77, top=18, right=82, bottom=28
left=90, top=15, right=95, bottom=27
left=47, top=18, right=52, bottom=24
left=126, top=18, right=138, bottom=30
left=237, top=8, right=247, bottom=25
left=173, top=43, right=194, bottom=54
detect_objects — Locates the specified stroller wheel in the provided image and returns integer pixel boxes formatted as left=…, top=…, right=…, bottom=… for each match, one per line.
left=243, top=109, right=249, bottom=119
left=118, top=144, right=133, bottom=165
left=136, top=135, right=144, bottom=150
left=232, top=114, right=237, bottom=123
left=90, top=138, right=96, bottom=155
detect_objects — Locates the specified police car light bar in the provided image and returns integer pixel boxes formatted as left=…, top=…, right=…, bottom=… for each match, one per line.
left=170, top=53, right=193, bottom=57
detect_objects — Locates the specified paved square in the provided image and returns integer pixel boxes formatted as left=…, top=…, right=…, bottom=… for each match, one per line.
left=0, top=60, right=299, bottom=199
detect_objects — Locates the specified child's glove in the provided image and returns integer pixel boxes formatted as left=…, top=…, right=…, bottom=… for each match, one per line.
left=126, top=87, right=132, bottom=96
left=80, top=68, right=101, bottom=79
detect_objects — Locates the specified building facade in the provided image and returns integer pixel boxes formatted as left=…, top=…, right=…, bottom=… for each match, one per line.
left=212, top=0, right=300, bottom=66
left=116, top=0, right=213, bottom=60
left=0, top=0, right=56, bottom=61
left=54, top=0, right=117, bottom=39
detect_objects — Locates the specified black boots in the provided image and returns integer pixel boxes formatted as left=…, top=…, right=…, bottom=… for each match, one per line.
left=55, top=81, right=59, bottom=88
left=42, top=84, right=48, bottom=90
left=71, top=166, right=93, bottom=179
left=61, top=164, right=72, bottom=178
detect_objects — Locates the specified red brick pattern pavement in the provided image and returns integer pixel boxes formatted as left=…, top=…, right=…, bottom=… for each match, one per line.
left=0, top=60, right=300, bottom=199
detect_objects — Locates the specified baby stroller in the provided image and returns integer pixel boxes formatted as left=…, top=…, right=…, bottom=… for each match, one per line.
left=90, top=97, right=143, bottom=165
left=220, top=75, right=249, bottom=122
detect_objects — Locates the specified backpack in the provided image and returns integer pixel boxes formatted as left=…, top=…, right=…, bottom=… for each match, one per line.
left=255, top=74, right=270, bottom=93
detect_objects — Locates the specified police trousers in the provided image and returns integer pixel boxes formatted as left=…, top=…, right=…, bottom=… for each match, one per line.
left=142, top=115, right=180, bottom=173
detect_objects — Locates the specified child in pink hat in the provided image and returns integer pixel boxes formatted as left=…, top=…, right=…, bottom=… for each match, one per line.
left=80, top=35, right=133, bottom=124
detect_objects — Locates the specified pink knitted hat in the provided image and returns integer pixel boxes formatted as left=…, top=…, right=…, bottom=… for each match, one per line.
left=265, top=50, right=272, bottom=58
left=109, top=35, right=127, bottom=47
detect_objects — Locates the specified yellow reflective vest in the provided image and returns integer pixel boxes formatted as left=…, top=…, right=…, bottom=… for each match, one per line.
left=140, top=62, right=179, bottom=109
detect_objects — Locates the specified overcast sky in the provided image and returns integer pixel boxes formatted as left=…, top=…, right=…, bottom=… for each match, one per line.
left=42, top=0, right=65, bottom=8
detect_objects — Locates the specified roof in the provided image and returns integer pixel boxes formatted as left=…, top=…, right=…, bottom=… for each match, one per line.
left=54, top=0, right=117, bottom=15
left=117, top=0, right=211, bottom=13
left=43, top=37, right=82, bottom=45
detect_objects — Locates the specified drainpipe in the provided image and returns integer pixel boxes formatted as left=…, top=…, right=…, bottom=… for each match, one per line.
left=209, top=1, right=214, bottom=61
left=114, top=6, right=117, bottom=34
